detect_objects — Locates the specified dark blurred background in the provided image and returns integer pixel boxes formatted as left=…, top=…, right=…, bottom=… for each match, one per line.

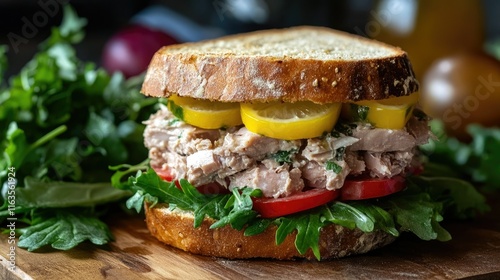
left=1, top=0, right=499, bottom=76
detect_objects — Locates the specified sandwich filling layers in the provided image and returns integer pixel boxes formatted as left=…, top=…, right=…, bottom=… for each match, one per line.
left=144, top=102, right=431, bottom=199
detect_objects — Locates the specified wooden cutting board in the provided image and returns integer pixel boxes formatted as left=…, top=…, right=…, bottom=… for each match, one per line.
left=1, top=196, right=500, bottom=280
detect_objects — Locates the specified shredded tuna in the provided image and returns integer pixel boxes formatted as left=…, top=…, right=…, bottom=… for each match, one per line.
left=344, top=151, right=366, bottom=175
left=144, top=105, right=224, bottom=156
left=301, top=160, right=350, bottom=190
left=229, top=160, right=304, bottom=198
left=186, top=150, right=221, bottom=185
left=406, top=115, right=433, bottom=145
left=349, top=127, right=416, bottom=152
left=144, top=105, right=431, bottom=197
left=363, top=150, right=414, bottom=178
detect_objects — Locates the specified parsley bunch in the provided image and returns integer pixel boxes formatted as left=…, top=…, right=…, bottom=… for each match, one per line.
left=0, top=6, right=159, bottom=251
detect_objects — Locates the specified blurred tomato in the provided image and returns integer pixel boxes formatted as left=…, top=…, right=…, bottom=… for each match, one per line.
left=421, top=52, right=500, bottom=140
left=102, top=25, right=177, bottom=78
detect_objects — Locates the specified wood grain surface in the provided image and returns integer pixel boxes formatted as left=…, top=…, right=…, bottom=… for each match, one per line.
left=1, top=196, right=500, bottom=280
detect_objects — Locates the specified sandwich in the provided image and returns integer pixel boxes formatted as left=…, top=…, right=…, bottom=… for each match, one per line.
left=128, top=26, right=435, bottom=260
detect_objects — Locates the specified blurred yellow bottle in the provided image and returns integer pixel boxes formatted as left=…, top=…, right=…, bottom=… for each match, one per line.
left=359, top=0, right=485, bottom=79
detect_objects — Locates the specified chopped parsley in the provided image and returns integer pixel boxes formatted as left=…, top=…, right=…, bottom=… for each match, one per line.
left=333, top=123, right=357, bottom=136
left=351, top=104, right=369, bottom=122
left=325, top=160, right=343, bottom=174
left=168, top=117, right=180, bottom=126
left=271, top=149, right=297, bottom=165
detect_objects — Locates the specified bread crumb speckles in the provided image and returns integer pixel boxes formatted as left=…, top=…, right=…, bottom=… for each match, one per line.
left=300, top=71, right=305, bottom=80
left=335, top=67, right=339, bottom=73
left=312, top=79, right=319, bottom=87
left=321, top=77, right=328, bottom=82
left=331, top=81, right=338, bottom=87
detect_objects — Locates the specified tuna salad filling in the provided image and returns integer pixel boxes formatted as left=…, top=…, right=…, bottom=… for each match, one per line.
left=144, top=104, right=431, bottom=198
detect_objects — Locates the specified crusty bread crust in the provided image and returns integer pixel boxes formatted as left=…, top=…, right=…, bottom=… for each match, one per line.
left=144, top=203, right=396, bottom=260
left=141, top=26, right=418, bottom=104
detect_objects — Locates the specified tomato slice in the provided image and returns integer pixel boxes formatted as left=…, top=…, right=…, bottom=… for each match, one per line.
left=153, top=166, right=175, bottom=182
left=340, top=176, right=405, bottom=201
left=252, top=188, right=339, bottom=218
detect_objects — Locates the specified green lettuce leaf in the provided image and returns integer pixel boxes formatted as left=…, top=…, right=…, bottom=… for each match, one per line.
left=0, top=177, right=129, bottom=215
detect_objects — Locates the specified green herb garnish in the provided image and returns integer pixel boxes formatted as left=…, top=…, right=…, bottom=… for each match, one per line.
left=350, top=104, right=370, bottom=121
left=325, top=160, right=343, bottom=174
left=271, top=149, right=297, bottom=165
left=167, top=99, right=184, bottom=121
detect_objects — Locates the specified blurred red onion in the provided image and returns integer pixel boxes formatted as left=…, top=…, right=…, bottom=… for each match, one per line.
left=102, top=25, right=177, bottom=78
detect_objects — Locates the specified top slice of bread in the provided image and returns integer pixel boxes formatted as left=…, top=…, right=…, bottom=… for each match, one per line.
left=141, top=26, right=418, bottom=103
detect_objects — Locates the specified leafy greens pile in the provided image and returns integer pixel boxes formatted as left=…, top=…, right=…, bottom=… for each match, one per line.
left=0, top=6, right=159, bottom=251
left=421, top=121, right=500, bottom=191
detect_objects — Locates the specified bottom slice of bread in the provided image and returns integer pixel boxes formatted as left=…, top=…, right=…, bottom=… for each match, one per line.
left=144, top=203, right=396, bottom=260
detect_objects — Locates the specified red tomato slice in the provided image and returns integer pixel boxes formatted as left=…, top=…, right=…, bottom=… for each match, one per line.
left=153, top=167, right=175, bottom=182
left=252, top=188, right=340, bottom=218
left=340, top=176, right=406, bottom=201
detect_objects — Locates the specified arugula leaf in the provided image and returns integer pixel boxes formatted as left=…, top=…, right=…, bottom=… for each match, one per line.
left=386, top=192, right=449, bottom=241
left=17, top=209, right=112, bottom=252
left=344, top=202, right=399, bottom=237
left=244, top=218, right=272, bottom=236
left=126, top=191, right=158, bottom=213
left=210, top=187, right=259, bottom=230
left=323, top=202, right=374, bottom=231
left=120, top=168, right=260, bottom=230
left=293, top=213, right=322, bottom=259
